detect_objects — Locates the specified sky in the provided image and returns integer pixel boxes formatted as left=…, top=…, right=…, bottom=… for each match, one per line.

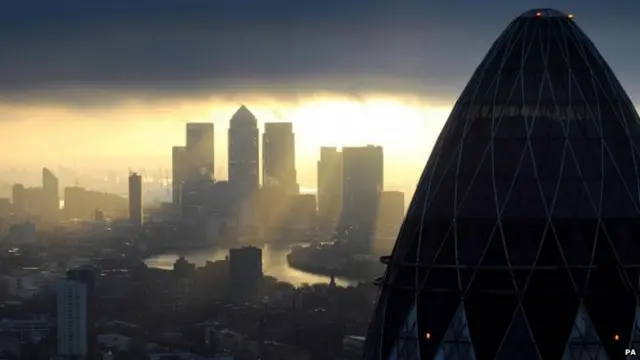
left=1, top=0, right=639, bottom=193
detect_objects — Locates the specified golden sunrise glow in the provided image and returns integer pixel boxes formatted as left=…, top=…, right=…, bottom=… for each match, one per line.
left=287, top=99, right=433, bottom=148
left=0, top=93, right=452, bottom=194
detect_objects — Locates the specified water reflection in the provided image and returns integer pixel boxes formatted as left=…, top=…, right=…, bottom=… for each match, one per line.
left=144, top=244, right=358, bottom=287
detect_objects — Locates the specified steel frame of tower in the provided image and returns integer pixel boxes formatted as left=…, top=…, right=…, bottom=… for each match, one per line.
left=364, top=8, right=640, bottom=360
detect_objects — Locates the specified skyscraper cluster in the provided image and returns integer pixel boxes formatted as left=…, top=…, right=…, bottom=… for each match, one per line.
left=316, top=146, right=404, bottom=243
left=171, top=106, right=263, bottom=213
left=171, top=106, right=300, bottom=242
left=9, top=168, right=59, bottom=222
left=169, top=105, right=405, bottom=246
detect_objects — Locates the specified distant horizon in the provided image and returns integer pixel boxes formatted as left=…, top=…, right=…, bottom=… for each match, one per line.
left=1, top=2, right=638, bottom=210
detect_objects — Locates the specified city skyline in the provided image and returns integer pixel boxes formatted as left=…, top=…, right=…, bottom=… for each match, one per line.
left=0, top=101, right=444, bottom=198
left=0, top=3, right=639, bottom=359
left=2, top=2, right=638, bottom=200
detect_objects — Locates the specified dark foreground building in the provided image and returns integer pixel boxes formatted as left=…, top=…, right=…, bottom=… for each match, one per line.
left=365, top=9, right=640, bottom=360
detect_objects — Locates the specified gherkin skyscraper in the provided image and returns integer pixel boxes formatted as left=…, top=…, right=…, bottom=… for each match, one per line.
left=365, top=9, right=640, bottom=360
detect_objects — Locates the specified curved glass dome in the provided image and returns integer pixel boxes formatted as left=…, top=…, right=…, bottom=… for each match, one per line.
left=519, top=8, right=569, bottom=18
left=364, top=9, right=640, bottom=360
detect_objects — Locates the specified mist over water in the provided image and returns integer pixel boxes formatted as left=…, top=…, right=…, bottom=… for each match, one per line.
left=144, top=243, right=359, bottom=287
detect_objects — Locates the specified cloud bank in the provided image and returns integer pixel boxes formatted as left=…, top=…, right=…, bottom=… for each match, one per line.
left=0, top=0, right=639, bottom=106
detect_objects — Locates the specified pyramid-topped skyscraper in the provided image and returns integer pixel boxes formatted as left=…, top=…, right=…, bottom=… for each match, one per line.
left=364, top=9, right=640, bottom=360
left=229, top=105, right=260, bottom=198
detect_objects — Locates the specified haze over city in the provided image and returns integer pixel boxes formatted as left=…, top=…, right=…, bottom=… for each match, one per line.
left=1, top=1, right=640, bottom=359
left=2, top=0, right=639, bottom=196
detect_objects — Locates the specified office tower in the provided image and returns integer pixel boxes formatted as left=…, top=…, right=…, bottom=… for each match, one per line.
left=263, top=122, right=298, bottom=194
left=365, top=9, right=640, bottom=360
left=186, top=123, right=215, bottom=181
left=377, top=191, right=404, bottom=236
left=57, top=279, right=88, bottom=358
left=22, top=187, right=43, bottom=216
left=317, top=147, right=343, bottom=225
left=59, top=267, right=95, bottom=359
left=42, top=167, right=59, bottom=220
left=172, top=146, right=187, bottom=206
left=11, top=184, right=24, bottom=215
left=285, top=193, right=317, bottom=230
left=228, top=246, right=263, bottom=302
left=341, top=145, right=383, bottom=229
left=128, top=173, right=142, bottom=226
left=228, top=105, right=260, bottom=200
left=0, top=198, right=10, bottom=217
left=57, top=268, right=95, bottom=359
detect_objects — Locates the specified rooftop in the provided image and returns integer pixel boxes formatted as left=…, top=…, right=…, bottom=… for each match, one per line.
left=230, top=105, right=256, bottom=122
left=519, top=9, right=569, bottom=18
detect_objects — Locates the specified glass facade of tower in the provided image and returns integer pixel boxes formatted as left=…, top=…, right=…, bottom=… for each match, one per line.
left=364, top=9, right=640, bottom=360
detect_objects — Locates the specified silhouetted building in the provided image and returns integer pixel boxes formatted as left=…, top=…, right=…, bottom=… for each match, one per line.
left=172, top=146, right=187, bottom=207
left=285, top=194, right=317, bottom=230
left=365, top=9, right=640, bottom=360
left=42, top=167, right=59, bottom=221
left=256, top=186, right=288, bottom=232
left=186, top=123, right=215, bottom=181
left=181, top=179, right=210, bottom=224
left=341, top=146, right=383, bottom=236
left=228, top=246, right=263, bottom=302
left=94, top=209, right=105, bottom=222
left=263, top=122, right=298, bottom=194
left=173, top=256, right=196, bottom=277
left=181, top=180, right=237, bottom=243
left=22, top=186, right=42, bottom=216
left=182, top=180, right=234, bottom=218
left=67, top=266, right=96, bottom=358
left=128, top=173, right=142, bottom=226
left=64, top=187, right=128, bottom=220
left=0, top=198, right=10, bottom=217
left=317, top=147, right=343, bottom=226
left=58, top=268, right=95, bottom=359
left=229, top=105, right=260, bottom=201
left=377, top=191, right=405, bottom=237
left=66, top=267, right=95, bottom=304
left=57, top=279, right=88, bottom=359
left=11, top=184, right=24, bottom=215
left=6, top=221, right=36, bottom=245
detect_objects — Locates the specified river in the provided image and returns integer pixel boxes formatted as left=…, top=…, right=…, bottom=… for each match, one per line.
left=144, top=243, right=358, bottom=287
